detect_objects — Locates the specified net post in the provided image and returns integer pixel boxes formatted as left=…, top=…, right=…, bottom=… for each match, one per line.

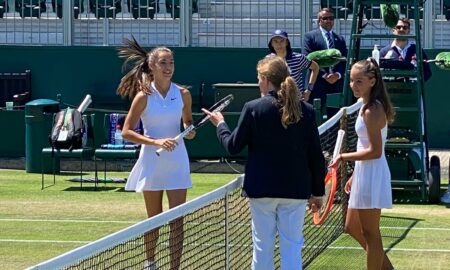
left=339, top=108, right=349, bottom=228
left=225, top=189, right=230, bottom=270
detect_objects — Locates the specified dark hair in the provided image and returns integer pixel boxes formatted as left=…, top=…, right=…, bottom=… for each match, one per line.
left=116, top=36, right=173, bottom=99
left=397, top=17, right=410, bottom=28
left=352, top=58, right=395, bottom=124
left=257, top=56, right=301, bottom=128
left=268, top=30, right=292, bottom=55
left=317, top=8, right=334, bottom=20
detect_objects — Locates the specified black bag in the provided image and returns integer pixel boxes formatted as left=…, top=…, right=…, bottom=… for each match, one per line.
left=49, top=108, right=84, bottom=151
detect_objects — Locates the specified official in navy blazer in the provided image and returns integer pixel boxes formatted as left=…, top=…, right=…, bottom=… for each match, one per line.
left=203, top=56, right=326, bottom=270
left=303, top=8, right=348, bottom=118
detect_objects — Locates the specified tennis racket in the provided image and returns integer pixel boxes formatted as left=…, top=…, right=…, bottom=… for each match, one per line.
left=313, top=129, right=345, bottom=225
left=155, top=94, right=234, bottom=156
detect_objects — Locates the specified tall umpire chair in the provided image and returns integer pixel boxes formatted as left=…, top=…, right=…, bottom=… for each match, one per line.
left=41, top=114, right=96, bottom=190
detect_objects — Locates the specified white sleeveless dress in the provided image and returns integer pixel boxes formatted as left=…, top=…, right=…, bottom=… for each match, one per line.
left=348, top=105, right=392, bottom=209
left=125, top=82, right=192, bottom=192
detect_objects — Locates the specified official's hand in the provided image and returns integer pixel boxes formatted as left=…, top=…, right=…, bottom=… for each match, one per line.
left=201, top=108, right=224, bottom=127
left=154, top=138, right=178, bottom=152
left=184, top=129, right=196, bottom=140
left=303, top=89, right=311, bottom=102
left=325, top=73, right=339, bottom=84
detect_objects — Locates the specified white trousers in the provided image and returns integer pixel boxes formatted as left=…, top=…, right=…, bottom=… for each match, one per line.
left=249, top=197, right=308, bottom=270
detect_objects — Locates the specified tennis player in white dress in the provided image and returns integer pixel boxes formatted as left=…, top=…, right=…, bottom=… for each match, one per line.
left=329, top=58, right=396, bottom=270
left=117, top=40, right=195, bottom=270
left=125, top=81, right=192, bottom=192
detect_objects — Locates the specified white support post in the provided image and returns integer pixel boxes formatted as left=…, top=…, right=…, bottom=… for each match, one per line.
left=423, top=0, right=433, bottom=49
left=41, top=0, right=57, bottom=18
left=180, top=0, right=192, bottom=47
left=80, top=0, right=95, bottom=19
left=5, top=0, right=20, bottom=18
left=63, top=0, right=74, bottom=45
left=116, top=0, right=132, bottom=19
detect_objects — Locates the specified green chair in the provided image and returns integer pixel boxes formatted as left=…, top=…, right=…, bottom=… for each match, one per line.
left=444, top=0, right=450, bottom=20
left=91, top=0, right=120, bottom=18
left=0, top=0, right=5, bottom=18
left=15, top=0, right=46, bottom=18
left=130, top=0, right=158, bottom=19
left=320, top=0, right=352, bottom=20
left=41, top=114, right=96, bottom=190
left=94, top=113, right=141, bottom=184
left=165, top=0, right=197, bottom=19
left=364, top=4, right=381, bottom=20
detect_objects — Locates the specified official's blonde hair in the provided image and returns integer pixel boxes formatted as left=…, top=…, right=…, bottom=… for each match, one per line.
left=257, top=56, right=301, bottom=128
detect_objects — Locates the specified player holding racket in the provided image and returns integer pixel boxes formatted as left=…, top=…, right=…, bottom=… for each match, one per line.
left=117, top=37, right=195, bottom=270
left=203, top=56, right=326, bottom=270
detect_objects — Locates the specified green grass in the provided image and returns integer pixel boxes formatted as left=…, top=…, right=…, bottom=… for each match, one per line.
left=1, top=169, right=449, bottom=269
left=0, top=170, right=239, bottom=270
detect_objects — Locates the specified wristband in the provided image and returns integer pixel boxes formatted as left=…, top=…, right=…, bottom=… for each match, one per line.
left=307, top=84, right=314, bottom=91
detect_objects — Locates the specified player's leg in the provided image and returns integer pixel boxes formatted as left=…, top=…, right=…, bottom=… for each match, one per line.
left=358, top=209, right=384, bottom=270
left=167, top=189, right=187, bottom=270
left=143, top=190, right=164, bottom=267
left=345, top=208, right=394, bottom=270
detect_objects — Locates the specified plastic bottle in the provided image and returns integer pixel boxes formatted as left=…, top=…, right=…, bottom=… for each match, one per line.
left=372, top=45, right=380, bottom=65
left=114, top=124, right=123, bottom=145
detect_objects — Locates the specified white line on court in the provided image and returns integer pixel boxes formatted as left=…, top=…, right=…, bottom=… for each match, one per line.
left=0, top=239, right=90, bottom=244
left=0, top=218, right=136, bottom=224
left=327, top=246, right=450, bottom=253
left=2, top=239, right=450, bottom=253
left=2, top=218, right=449, bottom=232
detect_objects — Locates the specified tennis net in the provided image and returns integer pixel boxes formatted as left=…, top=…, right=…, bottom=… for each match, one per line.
left=28, top=100, right=363, bottom=270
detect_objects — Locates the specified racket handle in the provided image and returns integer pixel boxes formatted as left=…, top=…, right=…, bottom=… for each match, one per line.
left=155, top=125, right=194, bottom=156
left=77, top=94, right=92, bottom=113
left=332, top=129, right=345, bottom=160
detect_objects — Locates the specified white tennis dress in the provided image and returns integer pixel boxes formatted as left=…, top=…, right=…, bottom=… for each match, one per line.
left=125, top=82, right=192, bottom=192
left=348, top=105, right=392, bottom=209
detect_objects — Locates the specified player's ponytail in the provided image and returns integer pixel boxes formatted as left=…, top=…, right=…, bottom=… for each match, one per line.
left=116, top=36, right=151, bottom=99
left=257, top=56, right=301, bottom=128
left=278, top=76, right=301, bottom=128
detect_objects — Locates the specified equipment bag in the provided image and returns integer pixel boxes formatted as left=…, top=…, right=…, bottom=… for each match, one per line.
left=49, top=108, right=84, bottom=151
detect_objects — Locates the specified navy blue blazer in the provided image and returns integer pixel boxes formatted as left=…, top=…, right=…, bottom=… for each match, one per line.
left=216, top=92, right=326, bottom=199
left=379, top=43, right=432, bottom=81
left=302, top=29, right=348, bottom=102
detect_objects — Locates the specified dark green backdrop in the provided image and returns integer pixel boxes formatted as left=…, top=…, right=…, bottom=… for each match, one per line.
left=0, top=46, right=448, bottom=158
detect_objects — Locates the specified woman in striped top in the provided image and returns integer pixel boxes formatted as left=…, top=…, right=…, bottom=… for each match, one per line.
left=268, top=29, right=319, bottom=102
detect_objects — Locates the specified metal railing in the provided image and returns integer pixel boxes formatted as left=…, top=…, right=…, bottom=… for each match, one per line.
left=0, top=0, right=450, bottom=48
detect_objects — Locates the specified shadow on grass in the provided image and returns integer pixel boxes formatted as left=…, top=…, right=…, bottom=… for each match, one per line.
left=63, top=186, right=120, bottom=192
left=393, top=185, right=449, bottom=204
left=305, top=215, right=421, bottom=270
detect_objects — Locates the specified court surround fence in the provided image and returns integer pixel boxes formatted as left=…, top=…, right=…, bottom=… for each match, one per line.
left=1, top=1, right=450, bottom=48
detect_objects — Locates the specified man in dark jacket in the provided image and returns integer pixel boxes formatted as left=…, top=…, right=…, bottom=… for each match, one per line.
left=303, top=8, right=348, bottom=118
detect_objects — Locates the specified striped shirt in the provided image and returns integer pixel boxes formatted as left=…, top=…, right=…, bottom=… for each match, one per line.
left=267, top=52, right=312, bottom=90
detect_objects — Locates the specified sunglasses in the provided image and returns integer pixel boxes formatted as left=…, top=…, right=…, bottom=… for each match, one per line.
left=395, top=25, right=409, bottom=30
left=320, top=16, right=335, bottom=21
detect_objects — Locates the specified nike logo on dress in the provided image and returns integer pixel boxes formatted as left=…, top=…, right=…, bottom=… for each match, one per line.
left=171, top=98, right=176, bottom=100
